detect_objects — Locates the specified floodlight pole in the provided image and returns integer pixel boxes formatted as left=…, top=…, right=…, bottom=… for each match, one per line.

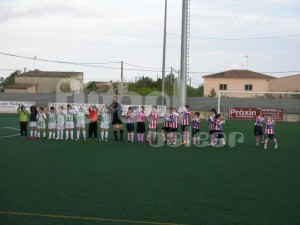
left=121, top=61, right=124, bottom=94
left=179, top=0, right=188, bottom=106
left=161, top=0, right=167, bottom=105
left=217, top=91, right=221, bottom=113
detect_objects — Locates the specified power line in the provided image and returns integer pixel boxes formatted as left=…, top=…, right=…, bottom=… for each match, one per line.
left=73, top=61, right=121, bottom=65
left=0, top=51, right=298, bottom=75
left=0, top=52, right=164, bottom=73
left=0, top=51, right=121, bottom=68
left=0, top=69, right=20, bottom=71
left=167, top=32, right=300, bottom=40
left=123, top=62, right=161, bottom=70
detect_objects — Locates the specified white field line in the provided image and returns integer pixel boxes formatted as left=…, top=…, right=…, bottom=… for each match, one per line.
left=0, top=127, right=19, bottom=138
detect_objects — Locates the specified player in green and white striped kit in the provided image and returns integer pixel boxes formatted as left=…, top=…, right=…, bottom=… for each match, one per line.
left=36, top=107, right=47, bottom=139
left=100, top=104, right=110, bottom=141
left=65, top=104, right=75, bottom=140
left=75, top=104, right=86, bottom=140
left=56, top=106, right=65, bottom=140
left=48, top=106, right=56, bottom=139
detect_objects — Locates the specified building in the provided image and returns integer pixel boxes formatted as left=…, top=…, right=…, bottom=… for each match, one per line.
left=203, top=70, right=276, bottom=97
left=4, top=70, right=84, bottom=93
left=268, top=74, right=300, bottom=92
left=4, top=83, right=37, bottom=93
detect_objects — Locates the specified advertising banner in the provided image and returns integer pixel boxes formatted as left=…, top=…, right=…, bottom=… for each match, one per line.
left=0, top=101, right=35, bottom=113
left=229, top=107, right=283, bottom=120
left=48, top=103, right=166, bottom=117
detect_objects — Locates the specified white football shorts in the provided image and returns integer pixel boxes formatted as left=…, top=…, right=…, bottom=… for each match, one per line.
left=100, top=122, right=109, bottom=129
left=65, top=122, right=74, bottom=129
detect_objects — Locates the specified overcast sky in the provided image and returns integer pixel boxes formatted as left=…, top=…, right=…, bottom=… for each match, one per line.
left=0, top=0, right=299, bottom=85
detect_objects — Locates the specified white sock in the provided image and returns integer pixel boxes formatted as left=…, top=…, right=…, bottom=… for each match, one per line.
left=83, top=131, right=86, bottom=139
left=101, top=132, right=104, bottom=140
left=105, top=132, right=108, bottom=139
left=66, top=131, right=69, bottom=139
left=34, top=131, right=37, bottom=137
left=30, top=131, right=33, bottom=137
left=53, top=132, right=55, bottom=138
left=37, top=132, right=40, bottom=138
left=221, top=138, right=225, bottom=145
left=43, top=132, right=46, bottom=138
left=49, top=132, right=52, bottom=139
left=77, top=131, right=80, bottom=139
left=70, top=131, right=73, bottom=139
left=56, top=130, right=60, bottom=138
left=61, top=130, right=64, bottom=139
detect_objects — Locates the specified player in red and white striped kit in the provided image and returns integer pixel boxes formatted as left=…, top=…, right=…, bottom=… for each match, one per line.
left=214, top=114, right=226, bottom=146
left=161, top=107, right=171, bottom=143
left=169, top=108, right=179, bottom=145
left=264, top=114, right=278, bottom=149
left=126, top=107, right=134, bottom=142
left=254, top=110, right=265, bottom=147
left=146, top=106, right=158, bottom=144
left=178, top=105, right=191, bottom=145
left=192, top=112, right=201, bottom=145
left=208, top=109, right=217, bottom=146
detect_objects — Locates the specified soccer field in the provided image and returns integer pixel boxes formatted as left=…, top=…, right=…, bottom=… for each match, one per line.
left=0, top=114, right=300, bottom=225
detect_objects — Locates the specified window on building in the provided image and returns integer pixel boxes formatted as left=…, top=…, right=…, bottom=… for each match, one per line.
left=219, top=84, right=227, bottom=90
left=245, top=84, right=253, bottom=91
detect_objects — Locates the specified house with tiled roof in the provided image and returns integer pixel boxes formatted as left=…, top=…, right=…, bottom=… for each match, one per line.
left=268, top=74, right=300, bottom=92
left=4, top=83, right=37, bottom=93
left=5, top=70, right=84, bottom=93
left=203, top=70, right=276, bottom=97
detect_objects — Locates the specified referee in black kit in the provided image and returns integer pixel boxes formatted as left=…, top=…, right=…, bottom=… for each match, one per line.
left=109, top=96, right=123, bottom=141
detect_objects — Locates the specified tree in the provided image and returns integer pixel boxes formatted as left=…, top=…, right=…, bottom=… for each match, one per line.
left=187, top=84, right=204, bottom=97
left=208, top=88, right=216, bottom=97
left=98, top=84, right=110, bottom=93
left=85, top=81, right=98, bottom=93
left=0, top=70, right=21, bottom=92
left=113, top=82, right=119, bottom=95
left=128, top=76, right=157, bottom=95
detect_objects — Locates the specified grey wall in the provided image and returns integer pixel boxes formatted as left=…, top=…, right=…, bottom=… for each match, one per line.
left=1, top=93, right=299, bottom=114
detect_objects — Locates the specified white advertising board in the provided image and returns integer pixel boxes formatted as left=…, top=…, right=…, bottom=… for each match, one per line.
left=0, top=101, right=35, bottom=113
left=48, top=103, right=166, bottom=117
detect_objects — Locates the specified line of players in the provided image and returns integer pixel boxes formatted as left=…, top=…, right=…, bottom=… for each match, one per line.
left=254, top=109, right=278, bottom=149
left=101, top=104, right=226, bottom=146
left=17, top=103, right=227, bottom=146
left=19, top=104, right=88, bottom=140
left=17, top=103, right=279, bottom=148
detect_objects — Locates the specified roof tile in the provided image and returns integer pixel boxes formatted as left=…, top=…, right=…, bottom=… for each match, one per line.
left=203, top=70, right=276, bottom=79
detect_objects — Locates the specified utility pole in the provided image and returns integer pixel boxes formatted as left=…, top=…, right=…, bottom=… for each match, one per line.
left=178, top=69, right=180, bottom=90
left=170, top=67, right=173, bottom=86
left=120, top=61, right=124, bottom=94
left=33, top=56, right=37, bottom=70
left=245, top=55, right=249, bottom=70
left=161, top=0, right=168, bottom=105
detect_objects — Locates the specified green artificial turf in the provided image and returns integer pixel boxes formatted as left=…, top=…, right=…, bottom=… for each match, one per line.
left=0, top=114, right=300, bottom=225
